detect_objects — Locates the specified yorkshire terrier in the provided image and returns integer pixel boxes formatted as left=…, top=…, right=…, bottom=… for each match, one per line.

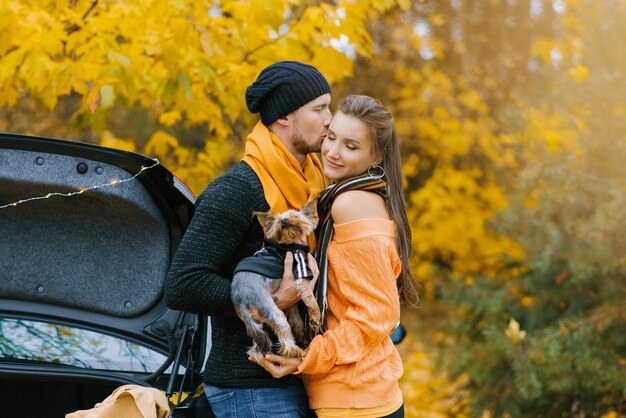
left=231, top=200, right=321, bottom=362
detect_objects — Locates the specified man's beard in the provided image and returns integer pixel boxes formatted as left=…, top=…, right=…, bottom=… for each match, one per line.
left=292, top=123, right=322, bottom=155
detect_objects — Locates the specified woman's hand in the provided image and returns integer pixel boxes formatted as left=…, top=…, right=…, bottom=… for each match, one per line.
left=250, top=353, right=303, bottom=378
left=272, top=252, right=320, bottom=310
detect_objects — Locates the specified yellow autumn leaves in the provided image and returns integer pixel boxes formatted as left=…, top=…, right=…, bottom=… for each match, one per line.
left=0, top=0, right=409, bottom=193
left=505, top=319, right=526, bottom=344
left=2, top=0, right=623, bottom=414
left=0, top=0, right=392, bottom=142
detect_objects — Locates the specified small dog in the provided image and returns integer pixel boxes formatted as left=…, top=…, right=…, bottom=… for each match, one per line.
left=231, top=200, right=321, bottom=362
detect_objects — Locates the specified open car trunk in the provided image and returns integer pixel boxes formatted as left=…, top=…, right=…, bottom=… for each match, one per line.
left=0, top=134, right=209, bottom=418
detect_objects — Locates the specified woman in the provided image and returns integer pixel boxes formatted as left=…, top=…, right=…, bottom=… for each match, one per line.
left=253, top=95, right=419, bottom=417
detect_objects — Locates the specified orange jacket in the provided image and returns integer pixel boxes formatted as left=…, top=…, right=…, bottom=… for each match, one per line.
left=298, top=219, right=403, bottom=409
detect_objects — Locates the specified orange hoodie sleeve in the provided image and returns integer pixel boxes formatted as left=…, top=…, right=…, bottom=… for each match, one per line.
left=299, top=219, right=401, bottom=375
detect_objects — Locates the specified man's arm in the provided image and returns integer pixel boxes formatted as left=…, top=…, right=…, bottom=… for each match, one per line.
left=165, top=171, right=261, bottom=318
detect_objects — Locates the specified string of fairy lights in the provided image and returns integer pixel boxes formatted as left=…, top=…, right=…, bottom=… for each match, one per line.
left=0, top=159, right=160, bottom=210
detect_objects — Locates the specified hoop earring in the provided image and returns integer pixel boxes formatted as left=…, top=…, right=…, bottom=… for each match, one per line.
left=367, top=165, right=385, bottom=179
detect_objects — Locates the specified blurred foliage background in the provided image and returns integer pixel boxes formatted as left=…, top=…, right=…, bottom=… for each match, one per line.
left=1, top=0, right=625, bottom=416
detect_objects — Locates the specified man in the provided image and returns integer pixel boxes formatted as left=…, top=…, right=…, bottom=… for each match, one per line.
left=165, top=61, right=331, bottom=417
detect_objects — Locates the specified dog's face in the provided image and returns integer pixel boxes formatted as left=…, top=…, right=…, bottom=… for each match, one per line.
left=254, top=200, right=318, bottom=245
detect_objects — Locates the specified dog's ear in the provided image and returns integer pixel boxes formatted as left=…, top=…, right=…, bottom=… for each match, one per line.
left=301, top=200, right=318, bottom=223
left=253, top=211, right=274, bottom=235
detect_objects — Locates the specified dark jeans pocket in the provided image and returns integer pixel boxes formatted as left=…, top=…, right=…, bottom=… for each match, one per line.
left=193, top=392, right=216, bottom=418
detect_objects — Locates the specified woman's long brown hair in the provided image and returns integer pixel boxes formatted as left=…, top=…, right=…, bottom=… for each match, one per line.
left=339, top=95, right=420, bottom=307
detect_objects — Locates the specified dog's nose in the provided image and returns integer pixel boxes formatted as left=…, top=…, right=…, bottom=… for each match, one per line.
left=281, top=219, right=289, bottom=226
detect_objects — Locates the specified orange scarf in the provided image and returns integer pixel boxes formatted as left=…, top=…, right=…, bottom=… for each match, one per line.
left=242, top=122, right=325, bottom=246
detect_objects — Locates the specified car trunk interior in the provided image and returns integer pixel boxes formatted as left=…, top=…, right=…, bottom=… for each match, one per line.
left=0, top=376, right=123, bottom=418
left=0, top=148, right=170, bottom=317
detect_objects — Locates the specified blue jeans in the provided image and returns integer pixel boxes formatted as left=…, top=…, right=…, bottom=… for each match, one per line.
left=204, top=378, right=314, bottom=418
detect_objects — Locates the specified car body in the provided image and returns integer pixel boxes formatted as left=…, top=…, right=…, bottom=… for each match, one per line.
left=0, top=133, right=210, bottom=417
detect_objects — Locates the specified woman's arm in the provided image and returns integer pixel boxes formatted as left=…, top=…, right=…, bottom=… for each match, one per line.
left=252, top=232, right=400, bottom=378
left=252, top=191, right=401, bottom=377
left=299, top=190, right=400, bottom=375
left=299, top=238, right=401, bottom=374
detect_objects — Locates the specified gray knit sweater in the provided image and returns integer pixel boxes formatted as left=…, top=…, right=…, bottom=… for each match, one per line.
left=165, top=162, right=292, bottom=388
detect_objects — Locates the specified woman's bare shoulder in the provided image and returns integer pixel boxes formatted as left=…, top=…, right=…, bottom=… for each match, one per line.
left=331, top=190, right=390, bottom=224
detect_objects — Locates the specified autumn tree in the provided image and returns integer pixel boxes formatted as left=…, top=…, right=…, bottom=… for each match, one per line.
left=336, top=1, right=526, bottom=295
left=339, top=0, right=626, bottom=415
left=0, top=0, right=405, bottom=194
left=441, top=1, right=626, bottom=415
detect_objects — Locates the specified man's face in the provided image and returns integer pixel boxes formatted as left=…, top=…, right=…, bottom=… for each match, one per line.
left=288, top=93, right=332, bottom=155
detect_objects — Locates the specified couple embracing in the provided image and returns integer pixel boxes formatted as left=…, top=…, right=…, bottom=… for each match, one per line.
left=165, top=61, right=419, bottom=418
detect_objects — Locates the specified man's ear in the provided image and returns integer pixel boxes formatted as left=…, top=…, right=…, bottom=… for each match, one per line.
left=275, top=116, right=290, bottom=126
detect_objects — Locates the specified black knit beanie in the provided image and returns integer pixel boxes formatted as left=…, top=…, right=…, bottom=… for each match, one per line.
left=245, top=61, right=331, bottom=126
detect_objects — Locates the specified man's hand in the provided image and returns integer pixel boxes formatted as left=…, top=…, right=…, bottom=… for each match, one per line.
left=250, top=353, right=303, bottom=378
left=272, top=252, right=299, bottom=309
left=272, top=252, right=319, bottom=310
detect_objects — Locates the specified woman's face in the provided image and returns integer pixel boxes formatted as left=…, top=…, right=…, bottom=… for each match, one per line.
left=321, top=111, right=381, bottom=181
